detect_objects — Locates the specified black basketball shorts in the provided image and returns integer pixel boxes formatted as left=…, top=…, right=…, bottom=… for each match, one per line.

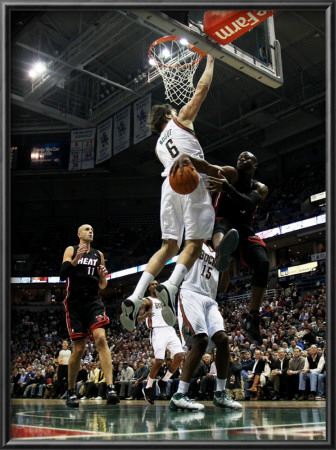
left=64, top=291, right=110, bottom=340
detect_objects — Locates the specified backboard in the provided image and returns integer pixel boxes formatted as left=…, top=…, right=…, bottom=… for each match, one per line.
left=130, top=10, right=283, bottom=89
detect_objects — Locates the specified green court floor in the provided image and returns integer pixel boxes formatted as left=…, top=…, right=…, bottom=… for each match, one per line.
left=10, top=399, right=326, bottom=441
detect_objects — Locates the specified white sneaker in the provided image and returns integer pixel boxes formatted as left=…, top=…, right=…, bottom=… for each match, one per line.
left=169, top=393, right=205, bottom=411
left=120, top=294, right=143, bottom=331
left=96, top=396, right=103, bottom=400
left=213, top=390, right=242, bottom=409
left=80, top=396, right=87, bottom=400
left=155, top=281, right=177, bottom=326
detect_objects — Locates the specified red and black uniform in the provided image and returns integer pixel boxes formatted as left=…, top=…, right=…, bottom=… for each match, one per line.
left=62, top=245, right=110, bottom=340
left=213, top=171, right=269, bottom=288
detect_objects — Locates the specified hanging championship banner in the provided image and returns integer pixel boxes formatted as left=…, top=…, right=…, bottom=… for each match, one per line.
left=133, top=94, right=152, bottom=145
left=96, top=117, right=113, bottom=165
left=69, top=128, right=96, bottom=170
left=113, top=106, right=131, bottom=155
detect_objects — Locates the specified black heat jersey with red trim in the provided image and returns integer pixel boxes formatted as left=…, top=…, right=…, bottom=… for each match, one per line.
left=66, top=246, right=101, bottom=293
left=213, top=171, right=260, bottom=238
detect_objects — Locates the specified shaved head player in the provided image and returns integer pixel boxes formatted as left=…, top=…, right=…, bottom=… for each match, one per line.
left=60, top=224, right=119, bottom=407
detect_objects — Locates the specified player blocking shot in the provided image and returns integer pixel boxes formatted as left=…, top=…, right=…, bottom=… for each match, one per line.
left=120, top=53, right=238, bottom=333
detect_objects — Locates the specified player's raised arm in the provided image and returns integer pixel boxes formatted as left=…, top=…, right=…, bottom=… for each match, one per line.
left=178, top=54, right=215, bottom=126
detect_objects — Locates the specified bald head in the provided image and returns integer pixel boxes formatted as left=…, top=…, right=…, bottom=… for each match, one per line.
left=237, top=151, right=258, bottom=171
left=77, top=224, right=94, bottom=243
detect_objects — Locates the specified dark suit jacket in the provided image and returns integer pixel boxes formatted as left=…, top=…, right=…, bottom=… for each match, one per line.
left=252, top=359, right=266, bottom=375
left=271, top=357, right=289, bottom=375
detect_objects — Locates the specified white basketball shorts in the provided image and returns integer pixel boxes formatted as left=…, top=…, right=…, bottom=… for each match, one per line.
left=151, top=326, right=185, bottom=360
left=178, top=288, right=225, bottom=347
left=160, top=175, right=215, bottom=248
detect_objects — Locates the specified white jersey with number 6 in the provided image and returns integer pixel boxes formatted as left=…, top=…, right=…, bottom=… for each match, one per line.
left=155, top=117, right=205, bottom=177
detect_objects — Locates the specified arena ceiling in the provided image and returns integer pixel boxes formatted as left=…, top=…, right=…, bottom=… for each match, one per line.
left=10, top=8, right=327, bottom=178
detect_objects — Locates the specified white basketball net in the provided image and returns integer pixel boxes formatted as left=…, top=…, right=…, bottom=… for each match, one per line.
left=149, top=38, right=204, bottom=106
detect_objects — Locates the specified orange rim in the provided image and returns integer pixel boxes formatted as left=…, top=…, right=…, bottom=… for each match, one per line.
left=148, top=35, right=207, bottom=69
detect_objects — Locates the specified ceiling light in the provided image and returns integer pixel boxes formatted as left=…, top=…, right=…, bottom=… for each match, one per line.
left=28, top=61, right=47, bottom=79
left=161, top=48, right=170, bottom=58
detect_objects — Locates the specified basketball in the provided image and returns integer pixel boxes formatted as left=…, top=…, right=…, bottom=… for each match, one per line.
left=169, top=165, right=199, bottom=194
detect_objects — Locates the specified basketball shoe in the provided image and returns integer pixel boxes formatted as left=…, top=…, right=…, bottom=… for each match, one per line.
left=142, top=387, right=155, bottom=405
left=169, top=393, right=205, bottom=411
left=66, top=390, right=79, bottom=408
left=120, top=294, right=143, bottom=331
left=155, top=281, right=177, bottom=326
left=106, top=385, right=120, bottom=405
left=242, top=311, right=263, bottom=345
left=215, top=228, right=239, bottom=272
left=213, top=390, right=242, bottom=409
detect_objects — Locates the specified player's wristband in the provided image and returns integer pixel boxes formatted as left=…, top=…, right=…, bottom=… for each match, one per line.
left=60, top=261, right=75, bottom=280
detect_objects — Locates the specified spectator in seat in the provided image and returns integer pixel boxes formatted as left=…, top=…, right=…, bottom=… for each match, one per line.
left=284, top=346, right=305, bottom=400
left=197, top=356, right=217, bottom=400
left=18, top=366, right=35, bottom=398
left=245, top=349, right=266, bottom=400
left=86, top=367, right=106, bottom=400
left=116, top=361, right=134, bottom=399
left=75, top=364, right=88, bottom=398
left=269, top=348, right=289, bottom=400
left=298, top=344, right=325, bottom=400
left=23, top=370, right=46, bottom=398
left=241, top=350, right=255, bottom=400
left=11, top=368, right=21, bottom=398
left=126, top=361, right=150, bottom=400
left=315, top=357, right=326, bottom=401
left=43, top=365, right=56, bottom=399
left=226, top=353, right=244, bottom=401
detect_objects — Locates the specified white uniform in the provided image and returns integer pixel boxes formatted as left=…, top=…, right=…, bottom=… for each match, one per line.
left=156, top=118, right=215, bottom=248
left=178, top=243, right=225, bottom=347
left=145, top=296, right=185, bottom=360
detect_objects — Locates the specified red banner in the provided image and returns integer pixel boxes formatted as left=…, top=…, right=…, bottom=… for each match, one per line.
left=204, top=10, right=277, bottom=46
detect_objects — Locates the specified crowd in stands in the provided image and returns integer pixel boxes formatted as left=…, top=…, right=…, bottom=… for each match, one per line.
left=11, top=272, right=327, bottom=403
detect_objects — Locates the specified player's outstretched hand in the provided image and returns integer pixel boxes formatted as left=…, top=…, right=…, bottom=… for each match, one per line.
left=207, top=170, right=227, bottom=193
left=170, top=153, right=195, bottom=176
left=97, top=265, right=108, bottom=279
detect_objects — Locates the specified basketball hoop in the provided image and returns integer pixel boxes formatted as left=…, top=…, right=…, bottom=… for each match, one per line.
left=148, top=35, right=207, bottom=106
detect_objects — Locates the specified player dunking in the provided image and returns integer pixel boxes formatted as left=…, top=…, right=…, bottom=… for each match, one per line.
left=207, top=151, right=269, bottom=345
left=170, top=242, right=242, bottom=411
left=60, top=224, right=119, bottom=407
left=120, top=54, right=237, bottom=332
left=137, top=280, right=185, bottom=405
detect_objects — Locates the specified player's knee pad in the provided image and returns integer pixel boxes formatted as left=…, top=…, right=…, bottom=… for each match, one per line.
left=251, top=259, right=270, bottom=287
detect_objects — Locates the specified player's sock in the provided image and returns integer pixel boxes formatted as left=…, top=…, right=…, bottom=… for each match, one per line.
left=133, top=271, right=154, bottom=299
left=168, top=264, right=188, bottom=287
left=146, top=377, right=155, bottom=388
left=162, top=371, right=174, bottom=382
left=177, top=381, right=190, bottom=395
left=216, top=378, right=226, bottom=391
